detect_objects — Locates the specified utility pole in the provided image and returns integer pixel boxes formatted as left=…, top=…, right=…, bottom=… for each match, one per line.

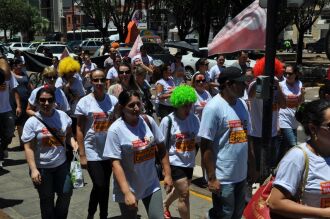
left=261, top=0, right=278, bottom=180
left=72, top=0, right=76, bottom=40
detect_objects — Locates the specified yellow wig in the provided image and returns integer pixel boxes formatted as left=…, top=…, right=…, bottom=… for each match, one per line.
left=58, top=57, right=81, bottom=76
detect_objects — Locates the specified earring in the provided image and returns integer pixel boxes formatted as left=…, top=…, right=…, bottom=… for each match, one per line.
left=312, top=132, right=318, bottom=141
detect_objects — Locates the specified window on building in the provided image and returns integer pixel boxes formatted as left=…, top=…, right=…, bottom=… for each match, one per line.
left=304, top=27, right=312, bottom=35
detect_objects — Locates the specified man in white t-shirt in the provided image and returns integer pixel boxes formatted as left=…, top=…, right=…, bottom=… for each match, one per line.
left=0, top=57, right=22, bottom=167
left=198, top=66, right=256, bottom=219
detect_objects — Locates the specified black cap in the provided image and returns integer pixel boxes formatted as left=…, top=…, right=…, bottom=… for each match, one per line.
left=218, top=66, right=247, bottom=84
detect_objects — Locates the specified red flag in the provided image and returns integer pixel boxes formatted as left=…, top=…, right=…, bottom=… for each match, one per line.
left=60, top=47, right=70, bottom=60
left=128, top=35, right=143, bottom=58
left=208, top=0, right=266, bottom=56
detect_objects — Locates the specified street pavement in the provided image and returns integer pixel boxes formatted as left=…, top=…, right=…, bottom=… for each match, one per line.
left=0, top=87, right=320, bottom=219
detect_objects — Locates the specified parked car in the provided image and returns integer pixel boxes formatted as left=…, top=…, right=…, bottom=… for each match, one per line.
left=306, top=38, right=325, bottom=53
left=66, top=40, right=82, bottom=53
left=8, top=42, right=30, bottom=51
left=35, top=44, right=77, bottom=59
left=78, top=40, right=103, bottom=54
left=0, top=44, right=14, bottom=61
left=26, top=42, right=41, bottom=53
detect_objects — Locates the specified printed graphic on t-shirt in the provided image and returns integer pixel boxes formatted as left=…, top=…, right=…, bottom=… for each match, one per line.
left=228, top=120, right=247, bottom=144
left=93, top=112, right=112, bottom=132
left=175, top=133, right=195, bottom=152
left=286, top=94, right=299, bottom=108
left=41, top=127, right=65, bottom=147
left=321, top=181, right=330, bottom=194
left=132, top=137, right=155, bottom=164
left=321, top=198, right=330, bottom=208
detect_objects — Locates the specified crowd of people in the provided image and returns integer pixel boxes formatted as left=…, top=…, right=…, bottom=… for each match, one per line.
left=0, top=43, right=330, bottom=219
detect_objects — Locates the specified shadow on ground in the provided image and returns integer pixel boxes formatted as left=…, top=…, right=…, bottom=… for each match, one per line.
left=0, top=198, right=23, bottom=208
left=4, top=159, right=26, bottom=167
left=0, top=168, right=10, bottom=176
left=191, top=177, right=208, bottom=189
left=7, top=145, right=24, bottom=152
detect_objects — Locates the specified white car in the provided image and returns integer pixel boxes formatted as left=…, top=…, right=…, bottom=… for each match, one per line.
left=181, top=48, right=256, bottom=79
left=35, top=44, right=77, bottom=59
left=8, top=42, right=30, bottom=52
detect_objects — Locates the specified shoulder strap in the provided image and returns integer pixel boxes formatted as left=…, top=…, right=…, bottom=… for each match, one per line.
left=165, top=115, right=172, bottom=151
left=141, top=114, right=152, bottom=131
left=33, top=115, right=65, bottom=147
left=296, top=145, right=309, bottom=200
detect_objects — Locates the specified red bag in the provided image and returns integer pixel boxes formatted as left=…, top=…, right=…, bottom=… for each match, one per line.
left=243, top=146, right=309, bottom=219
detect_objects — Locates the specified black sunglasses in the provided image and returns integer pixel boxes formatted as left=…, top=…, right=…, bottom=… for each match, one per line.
left=39, top=97, right=55, bottom=104
left=44, top=76, right=57, bottom=80
left=92, top=78, right=106, bottom=83
left=285, top=72, right=295, bottom=76
left=195, top=79, right=206, bottom=83
left=118, top=70, right=131, bottom=75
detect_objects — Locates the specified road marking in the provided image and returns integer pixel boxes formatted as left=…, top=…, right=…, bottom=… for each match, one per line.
left=190, top=190, right=212, bottom=202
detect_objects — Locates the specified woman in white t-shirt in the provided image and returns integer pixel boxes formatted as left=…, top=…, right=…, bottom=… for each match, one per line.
left=278, top=65, right=304, bottom=159
left=268, top=100, right=330, bottom=218
left=156, top=64, right=176, bottom=119
left=103, top=90, right=173, bottom=219
left=191, top=72, right=212, bottom=120
left=108, top=61, right=132, bottom=98
left=22, top=87, right=78, bottom=219
left=160, top=85, right=200, bottom=219
left=26, top=66, right=70, bottom=117
left=75, top=69, right=118, bottom=219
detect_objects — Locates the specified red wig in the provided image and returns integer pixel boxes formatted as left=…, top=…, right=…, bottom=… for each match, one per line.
left=253, top=57, right=284, bottom=78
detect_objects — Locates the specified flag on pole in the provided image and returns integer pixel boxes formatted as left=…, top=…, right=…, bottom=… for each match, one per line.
left=60, top=47, right=70, bottom=60
left=208, top=0, right=267, bottom=56
left=128, top=35, right=143, bottom=58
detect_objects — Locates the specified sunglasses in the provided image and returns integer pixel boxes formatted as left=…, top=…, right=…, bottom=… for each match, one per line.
left=118, top=70, right=131, bottom=75
left=39, top=97, right=55, bottom=104
left=195, top=79, right=206, bottom=83
left=285, top=72, right=295, bottom=76
left=92, top=78, right=106, bottom=83
left=201, top=63, right=209, bottom=66
left=44, top=76, right=57, bottom=80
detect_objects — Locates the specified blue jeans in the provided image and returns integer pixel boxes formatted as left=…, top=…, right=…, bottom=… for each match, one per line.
left=207, top=180, right=246, bottom=219
left=0, top=111, right=15, bottom=160
left=34, top=162, right=73, bottom=219
left=278, top=128, right=297, bottom=163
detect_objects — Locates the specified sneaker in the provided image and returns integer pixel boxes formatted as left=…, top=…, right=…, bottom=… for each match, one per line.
left=164, top=209, right=172, bottom=219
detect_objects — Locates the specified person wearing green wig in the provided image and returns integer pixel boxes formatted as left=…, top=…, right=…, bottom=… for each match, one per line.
left=160, top=85, right=200, bottom=219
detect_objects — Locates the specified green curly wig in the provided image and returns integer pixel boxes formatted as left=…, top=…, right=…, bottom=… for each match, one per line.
left=170, top=85, right=197, bottom=108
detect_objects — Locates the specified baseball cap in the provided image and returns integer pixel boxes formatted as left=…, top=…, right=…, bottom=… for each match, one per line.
left=218, top=66, right=247, bottom=84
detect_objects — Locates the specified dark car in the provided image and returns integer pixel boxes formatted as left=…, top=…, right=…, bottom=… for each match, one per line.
left=306, top=38, right=325, bottom=53
left=142, top=42, right=175, bottom=65
left=66, top=40, right=82, bottom=53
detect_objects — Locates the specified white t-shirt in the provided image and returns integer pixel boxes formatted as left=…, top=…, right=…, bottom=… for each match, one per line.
left=208, top=64, right=224, bottom=81
left=131, top=54, right=154, bottom=66
left=103, top=115, right=164, bottom=202
left=274, top=143, right=330, bottom=214
left=21, top=110, right=72, bottom=168
left=198, top=95, right=251, bottom=184
left=156, top=78, right=175, bottom=106
left=106, top=67, right=118, bottom=80
left=0, top=76, right=18, bottom=113
left=28, top=86, right=70, bottom=112
left=194, top=89, right=212, bottom=120
left=159, top=112, right=200, bottom=168
left=248, top=81, right=279, bottom=137
left=55, top=74, right=86, bottom=116
left=75, top=93, right=118, bottom=161
left=279, top=80, right=302, bottom=129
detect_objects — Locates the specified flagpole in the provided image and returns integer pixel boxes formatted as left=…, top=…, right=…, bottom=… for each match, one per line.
left=261, top=0, right=279, bottom=180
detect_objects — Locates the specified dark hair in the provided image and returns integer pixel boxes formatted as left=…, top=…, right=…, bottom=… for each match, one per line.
left=237, top=50, right=248, bottom=58
left=191, top=72, right=205, bottom=85
left=0, top=68, right=5, bottom=84
left=36, top=87, right=56, bottom=103
left=319, top=80, right=330, bottom=99
left=90, top=68, right=105, bottom=79
left=118, top=90, right=141, bottom=107
left=195, top=58, right=208, bottom=70
left=295, top=99, right=330, bottom=136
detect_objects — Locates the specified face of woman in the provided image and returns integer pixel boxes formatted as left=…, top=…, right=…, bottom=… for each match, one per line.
left=123, top=95, right=142, bottom=121
left=194, top=75, right=206, bottom=92
left=135, top=72, right=146, bottom=85
left=314, top=108, right=330, bottom=156
left=118, top=66, right=131, bottom=85
left=43, top=74, right=58, bottom=87
left=163, top=66, right=172, bottom=80
left=285, top=66, right=296, bottom=84
left=38, top=92, right=55, bottom=114
left=176, top=103, right=193, bottom=119
left=91, top=70, right=106, bottom=93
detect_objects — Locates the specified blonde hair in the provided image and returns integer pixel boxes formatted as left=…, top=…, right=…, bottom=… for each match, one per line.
left=42, top=66, right=56, bottom=77
left=58, top=57, right=81, bottom=76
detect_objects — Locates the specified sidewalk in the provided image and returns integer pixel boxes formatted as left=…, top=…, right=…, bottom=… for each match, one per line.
left=0, top=132, right=211, bottom=218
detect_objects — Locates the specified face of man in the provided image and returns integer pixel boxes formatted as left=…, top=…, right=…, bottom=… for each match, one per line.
left=239, top=52, right=248, bottom=65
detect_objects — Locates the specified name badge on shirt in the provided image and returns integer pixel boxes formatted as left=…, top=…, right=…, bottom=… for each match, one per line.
left=132, top=137, right=155, bottom=164
left=228, top=120, right=247, bottom=144
left=93, top=112, right=113, bottom=133
left=175, top=133, right=195, bottom=152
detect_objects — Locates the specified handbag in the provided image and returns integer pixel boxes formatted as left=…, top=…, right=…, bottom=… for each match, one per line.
left=242, top=145, right=309, bottom=219
left=70, top=151, right=84, bottom=188
left=33, top=115, right=73, bottom=161
left=141, top=114, right=172, bottom=181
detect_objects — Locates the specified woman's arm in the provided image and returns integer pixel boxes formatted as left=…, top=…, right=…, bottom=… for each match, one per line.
left=112, top=159, right=137, bottom=208
left=267, top=186, right=330, bottom=218
left=24, top=141, right=41, bottom=184
left=26, top=102, right=37, bottom=117
left=76, top=116, right=87, bottom=168
left=157, top=143, right=173, bottom=193
left=156, top=83, right=172, bottom=100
